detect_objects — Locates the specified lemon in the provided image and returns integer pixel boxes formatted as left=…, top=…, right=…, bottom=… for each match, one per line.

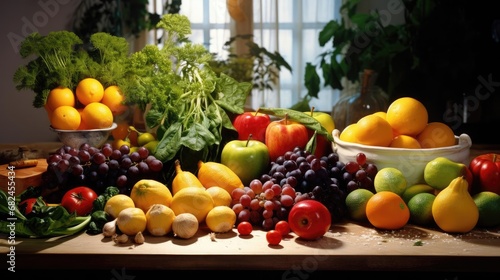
left=104, top=194, right=135, bottom=219
left=130, top=179, right=173, bottom=213
left=116, top=207, right=147, bottom=236
left=407, top=192, right=436, bottom=226
left=145, top=204, right=176, bottom=236
left=345, top=188, right=374, bottom=222
left=473, top=191, right=500, bottom=228
left=401, top=183, right=435, bottom=204
left=374, top=167, right=407, bottom=196
left=170, top=186, right=215, bottom=223
left=205, top=205, right=237, bottom=233
left=206, top=186, right=232, bottom=207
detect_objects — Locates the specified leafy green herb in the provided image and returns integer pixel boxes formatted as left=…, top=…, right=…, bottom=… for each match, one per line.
left=13, top=31, right=131, bottom=108
left=120, top=14, right=252, bottom=178
left=0, top=190, right=90, bottom=238
left=413, top=240, right=424, bottom=246
left=86, top=186, right=119, bottom=235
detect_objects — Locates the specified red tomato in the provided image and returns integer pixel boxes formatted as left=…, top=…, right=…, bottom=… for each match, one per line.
left=469, top=153, right=500, bottom=195
left=266, top=230, right=282, bottom=246
left=288, top=200, right=331, bottom=240
left=19, top=198, right=44, bottom=215
left=274, top=220, right=290, bottom=236
left=237, top=221, right=253, bottom=236
left=60, top=186, right=98, bottom=216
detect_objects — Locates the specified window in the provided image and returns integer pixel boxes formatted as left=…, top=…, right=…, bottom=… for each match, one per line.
left=148, top=0, right=341, bottom=112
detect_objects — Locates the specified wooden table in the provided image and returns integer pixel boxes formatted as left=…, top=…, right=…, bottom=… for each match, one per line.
left=1, top=143, right=500, bottom=277
left=2, top=221, right=500, bottom=273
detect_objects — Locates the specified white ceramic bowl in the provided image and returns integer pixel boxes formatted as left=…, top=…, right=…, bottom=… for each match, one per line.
left=50, top=123, right=117, bottom=148
left=332, top=129, right=472, bottom=187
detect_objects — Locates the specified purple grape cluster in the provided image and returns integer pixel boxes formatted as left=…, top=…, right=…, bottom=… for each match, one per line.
left=230, top=146, right=380, bottom=228
left=41, top=143, right=163, bottom=202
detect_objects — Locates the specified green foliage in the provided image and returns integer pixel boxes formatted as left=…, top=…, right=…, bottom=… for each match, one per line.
left=303, top=0, right=432, bottom=99
left=0, top=190, right=91, bottom=238
left=119, top=14, right=252, bottom=180
left=12, top=31, right=132, bottom=108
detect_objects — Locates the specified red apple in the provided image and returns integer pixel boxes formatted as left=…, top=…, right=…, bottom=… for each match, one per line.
left=233, top=111, right=271, bottom=143
left=303, top=110, right=335, bottom=158
left=265, top=114, right=309, bottom=162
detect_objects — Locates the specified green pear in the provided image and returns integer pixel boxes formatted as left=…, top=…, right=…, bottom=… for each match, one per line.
left=424, top=157, right=469, bottom=190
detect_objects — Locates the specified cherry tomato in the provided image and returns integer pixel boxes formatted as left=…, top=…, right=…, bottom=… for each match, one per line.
left=60, top=186, right=98, bottom=216
left=266, top=230, right=282, bottom=246
left=274, top=220, right=290, bottom=236
left=237, top=221, right=253, bottom=236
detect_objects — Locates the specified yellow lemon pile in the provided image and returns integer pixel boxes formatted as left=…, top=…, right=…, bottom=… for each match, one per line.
left=339, top=97, right=456, bottom=149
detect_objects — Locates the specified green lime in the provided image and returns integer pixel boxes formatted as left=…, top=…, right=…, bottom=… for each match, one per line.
left=374, top=167, right=407, bottom=196
left=407, top=192, right=435, bottom=226
left=345, top=188, right=374, bottom=222
left=401, top=183, right=435, bottom=204
left=473, top=191, right=500, bottom=228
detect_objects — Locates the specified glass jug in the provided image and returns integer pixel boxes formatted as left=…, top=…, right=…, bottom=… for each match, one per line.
left=331, top=69, right=389, bottom=132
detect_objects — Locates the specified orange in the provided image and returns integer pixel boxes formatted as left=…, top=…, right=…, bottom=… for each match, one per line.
left=102, top=85, right=128, bottom=116
left=386, top=97, right=428, bottom=136
left=354, top=114, right=393, bottom=147
left=416, top=122, right=456, bottom=148
left=112, top=121, right=130, bottom=140
left=365, top=191, right=410, bottom=230
left=372, top=111, right=387, bottom=119
left=51, top=105, right=81, bottom=130
left=46, top=86, right=75, bottom=111
left=76, top=108, right=90, bottom=130
left=75, top=78, right=104, bottom=106
left=339, top=123, right=360, bottom=143
left=80, top=102, right=114, bottom=129
left=389, top=135, right=422, bottom=149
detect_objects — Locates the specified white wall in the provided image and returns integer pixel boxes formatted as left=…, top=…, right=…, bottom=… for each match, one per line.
left=0, top=0, right=81, bottom=143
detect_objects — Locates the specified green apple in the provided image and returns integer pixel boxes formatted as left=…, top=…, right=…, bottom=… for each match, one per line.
left=303, top=110, right=336, bottom=157
left=221, top=138, right=270, bottom=186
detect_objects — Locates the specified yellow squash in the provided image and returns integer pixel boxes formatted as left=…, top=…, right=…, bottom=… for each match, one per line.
left=197, top=160, right=244, bottom=194
left=172, top=159, right=204, bottom=195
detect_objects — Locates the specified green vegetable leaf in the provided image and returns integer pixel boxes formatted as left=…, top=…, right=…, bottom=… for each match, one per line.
left=259, top=107, right=333, bottom=141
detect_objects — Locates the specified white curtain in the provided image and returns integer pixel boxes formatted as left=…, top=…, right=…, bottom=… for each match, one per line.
left=149, top=0, right=341, bottom=112
left=251, top=0, right=341, bottom=112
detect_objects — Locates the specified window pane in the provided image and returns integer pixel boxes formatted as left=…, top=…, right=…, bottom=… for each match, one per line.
left=180, top=0, right=204, bottom=23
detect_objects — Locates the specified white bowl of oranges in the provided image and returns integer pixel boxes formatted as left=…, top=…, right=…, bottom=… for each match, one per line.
left=331, top=97, right=472, bottom=187
left=46, top=78, right=128, bottom=148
